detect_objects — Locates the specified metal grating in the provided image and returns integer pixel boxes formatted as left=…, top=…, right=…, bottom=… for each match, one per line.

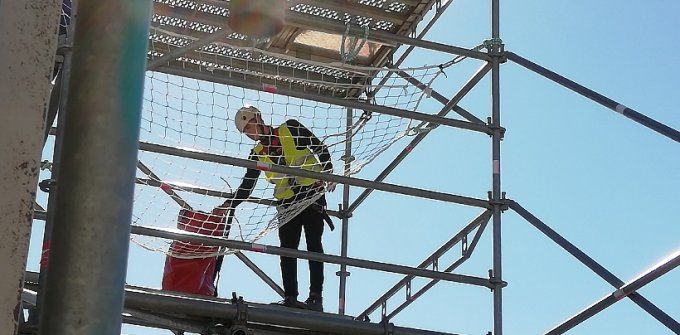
left=358, top=0, right=410, bottom=13
left=289, top=4, right=396, bottom=31
left=148, top=0, right=437, bottom=97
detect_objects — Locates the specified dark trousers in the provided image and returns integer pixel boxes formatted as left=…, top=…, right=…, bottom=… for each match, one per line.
left=278, top=204, right=324, bottom=298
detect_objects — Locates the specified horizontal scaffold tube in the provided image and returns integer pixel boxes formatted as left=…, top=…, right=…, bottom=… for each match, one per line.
left=139, top=142, right=491, bottom=209
left=23, top=272, right=462, bottom=335
left=131, top=225, right=495, bottom=289
left=124, top=286, right=462, bottom=335
left=156, top=66, right=493, bottom=135
left=135, top=177, right=345, bottom=218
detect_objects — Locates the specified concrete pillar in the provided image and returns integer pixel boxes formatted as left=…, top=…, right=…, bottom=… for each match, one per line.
left=0, top=0, right=61, bottom=333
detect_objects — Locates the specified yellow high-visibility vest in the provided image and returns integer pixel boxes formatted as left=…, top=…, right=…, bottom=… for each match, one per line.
left=253, top=124, right=323, bottom=200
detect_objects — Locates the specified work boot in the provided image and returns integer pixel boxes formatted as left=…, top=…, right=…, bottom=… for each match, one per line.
left=305, top=292, right=323, bottom=312
left=273, top=296, right=308, bottom=309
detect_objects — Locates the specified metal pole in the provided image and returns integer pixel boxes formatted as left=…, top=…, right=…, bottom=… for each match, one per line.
left=131, top=225, right=494, bottom=288
left=506, top=52, right=680, bottom=143
left=21, top=289, right=38, bottom=308
left=546, top=251, right=680, bottom=335
left=0, top=0, right=61, bottom=332
left=38, top=0, right=152, bottom=333
left=123, top=308, right=207, bottom=334
left=490, top=1, right=503, bottom=334
left=25, top=271, right=459, bottom=335
left=156, top=66, right=493, bottom=135
left=37, top=9, right=77, bottom=317
left=124, top=286, right=463, bottom=335
left=135, top=177, right=345, bottom=218
left=136, top=177, right=234, bottom=198
left=36, top=73, right=67, bottom=319
left=44, top=67, right=63, bottom=144
left=348, top=63, right=493, bottom=213
left=338, top=108, right=353, bottom=315
left=509, top=200, right=680, bottom=333
left=139, top=142, right=491, bottom=208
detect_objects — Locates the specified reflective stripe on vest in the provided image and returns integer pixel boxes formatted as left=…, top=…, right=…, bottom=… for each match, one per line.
left=253, top=124, right=322, bottom=200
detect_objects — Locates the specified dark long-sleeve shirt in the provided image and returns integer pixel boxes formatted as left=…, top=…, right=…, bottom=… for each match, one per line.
left=231, top=119, right=333, bottom=205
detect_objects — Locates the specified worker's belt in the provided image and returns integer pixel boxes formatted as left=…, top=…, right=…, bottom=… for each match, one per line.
left=311, top=203, right=334, bottom=231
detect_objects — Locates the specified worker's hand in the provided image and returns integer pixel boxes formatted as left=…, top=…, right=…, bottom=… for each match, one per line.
left=314, top=180, right=335, bottom=192
left=317, top=164, right=335, bottom=192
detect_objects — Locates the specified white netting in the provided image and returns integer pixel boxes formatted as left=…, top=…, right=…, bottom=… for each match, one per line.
left=133, top=2, right=466, bottom=258
left=59, top=0, right=72, bottom=35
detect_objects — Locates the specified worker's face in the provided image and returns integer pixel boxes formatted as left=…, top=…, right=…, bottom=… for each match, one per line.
left=243, top=117, right=264, bottom=141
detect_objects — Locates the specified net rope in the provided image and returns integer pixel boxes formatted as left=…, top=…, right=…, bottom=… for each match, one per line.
left=133, top=64, right=455, bottom=258
left=125, top=0, right=474, bottom=258
left=51, top=0, right=476, bottom=259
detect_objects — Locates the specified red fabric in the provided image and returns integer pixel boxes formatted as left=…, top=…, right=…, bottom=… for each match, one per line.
left=40, top=240, right=50, bottom=269
left=262, top=83, right=278, bottom=93
left=170, top=209, right=228, bottom=255
left=160, top=183, right=172, bottom=192
left=162, top=255, right=218, bottom=296
left=162, top=209, right=228, bottom=296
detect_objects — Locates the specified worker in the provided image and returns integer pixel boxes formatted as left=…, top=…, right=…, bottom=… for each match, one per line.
left=219, top=105, right=335, bottom=311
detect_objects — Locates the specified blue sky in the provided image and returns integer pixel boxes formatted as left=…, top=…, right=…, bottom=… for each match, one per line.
left=30, top=1, right=679, bottom=334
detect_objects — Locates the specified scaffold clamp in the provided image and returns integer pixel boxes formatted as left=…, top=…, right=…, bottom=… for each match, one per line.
left=336, top=270, right=351, bottom=278
left=39, top=179, right=56, bottom=193
left=380, top=319, right=395, bottom=335
left=488, top=269, right=508, bottom=291
left=231, top=292, right=248, bottom=325
left=487, top=192, right=510, bottom=211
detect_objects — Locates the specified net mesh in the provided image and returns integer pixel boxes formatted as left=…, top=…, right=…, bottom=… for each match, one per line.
left=59, top=0, right=72, bottom=36
left=132, top=4, right=462, bottom=258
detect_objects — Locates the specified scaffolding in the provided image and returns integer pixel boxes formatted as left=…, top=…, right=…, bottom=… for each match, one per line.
left=5, top=1, right=680, bottom=335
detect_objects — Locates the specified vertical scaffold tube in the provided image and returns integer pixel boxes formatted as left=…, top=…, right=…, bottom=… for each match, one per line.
left=491, top=0, right=503, bottom=334
left=338, top=108, right=353, bottom=314
left=38, top=0, right=152, bottom=334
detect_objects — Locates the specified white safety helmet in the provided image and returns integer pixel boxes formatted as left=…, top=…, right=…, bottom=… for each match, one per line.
left=234, top=105, right=261, bottom=133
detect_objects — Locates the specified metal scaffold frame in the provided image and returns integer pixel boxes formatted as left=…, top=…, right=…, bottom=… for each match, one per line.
left=4, top=0, right=679, bottom=335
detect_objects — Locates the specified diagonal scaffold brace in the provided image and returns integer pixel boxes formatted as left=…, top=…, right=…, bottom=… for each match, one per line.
left=506, top=51, right=680, bottom=143
left=509, top=200, right=680, bottom=334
